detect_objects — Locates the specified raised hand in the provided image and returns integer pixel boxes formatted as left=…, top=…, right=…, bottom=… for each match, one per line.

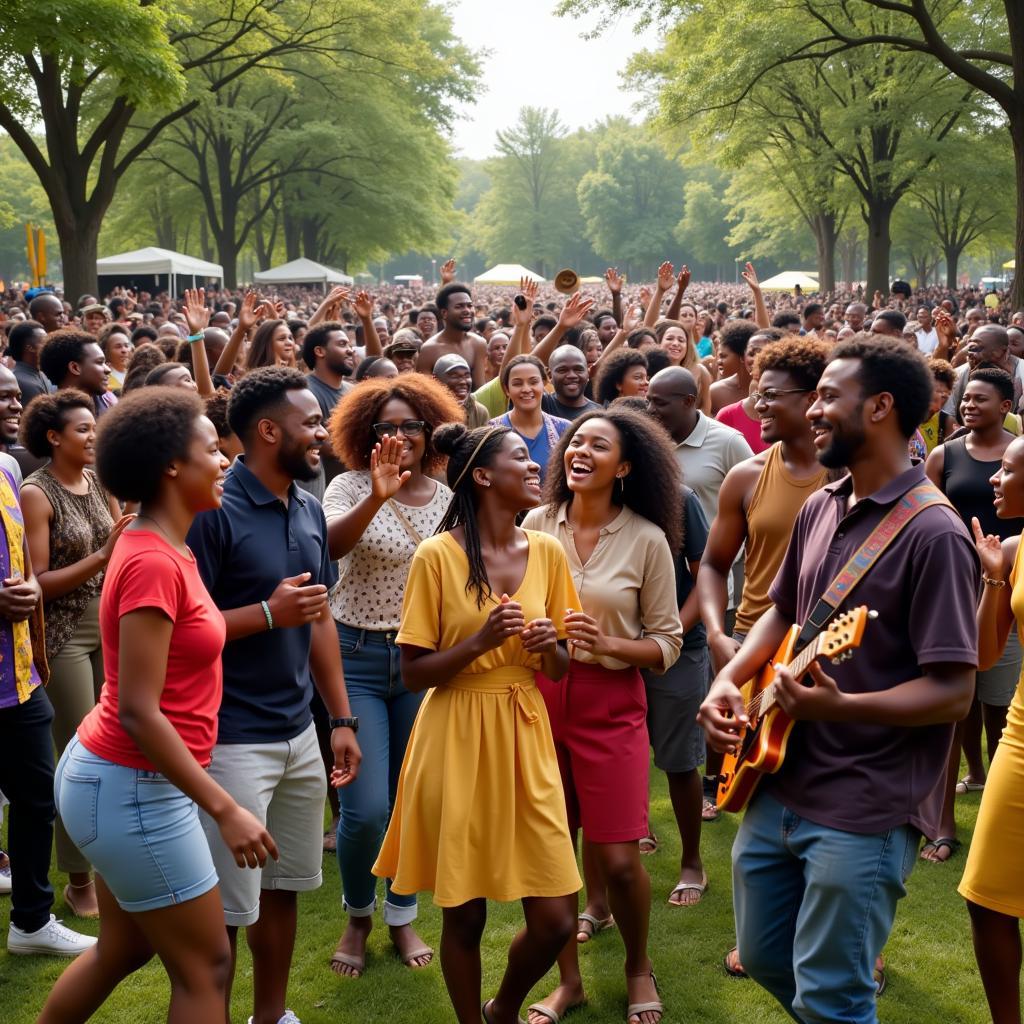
left=656, top=261, right=675, bottom=292
left=369, top=435, right=412, bottom=501
left=677, top=265, right=691, bottom=293
left=741, top=262, right=761, bottom=292
left=934, top=309, right=958, bottom=344
left=440, top=258, right=457, bottom=285
left=520, top=277, right=539, bottom=304
left=972, top=517, right=1005, bottom=580
left=325, top=285, right=351, bottom=316
left=638, top=285, right=652, bottom=309
left=557, top=292, right=596, bottom=330
left=605, top=267, right=623, bottom=294
left=622, top=302, right=643, bottom=333
left=183, top=287, right=211, bottom=336
left=99, top=513, right=137, bottom=563
left=353, top=290, right=374, bottom=320
left=237, top=290, right=260, bottom=332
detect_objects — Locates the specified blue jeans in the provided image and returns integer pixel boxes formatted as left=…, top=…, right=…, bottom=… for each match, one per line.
left=733, top=791, right=918, bottom=1023
left=335, top=623, right=423, bottom=925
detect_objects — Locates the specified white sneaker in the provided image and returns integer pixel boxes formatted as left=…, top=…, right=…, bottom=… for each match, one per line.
left=0, top=860, right=11, bottom=895
left=247, top=1012, right=301, bottom=1024
left=7, top=914, right=97, bottom=956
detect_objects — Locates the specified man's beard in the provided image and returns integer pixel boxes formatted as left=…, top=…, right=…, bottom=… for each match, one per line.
left=817, top=419, right=865, bottom=470
left=280, top=442, right=321, bottom=481
left=447, top=317, right=471, bottom=334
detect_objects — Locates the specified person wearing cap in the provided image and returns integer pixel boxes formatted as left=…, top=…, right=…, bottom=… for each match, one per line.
left=384, top=332, right=419, bottom=375
left=79, top=303, right=110, bottom=335
left=434, top=354, right=489, bottom=429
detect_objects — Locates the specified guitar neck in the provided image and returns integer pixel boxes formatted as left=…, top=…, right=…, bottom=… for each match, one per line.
left=759, top=635, right=821, bottom=714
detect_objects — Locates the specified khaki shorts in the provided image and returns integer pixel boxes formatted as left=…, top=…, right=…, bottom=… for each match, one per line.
left=200, top=720, right=327, bottom=926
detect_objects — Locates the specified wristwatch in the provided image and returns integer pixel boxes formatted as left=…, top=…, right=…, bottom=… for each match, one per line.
left=329, top=716, right=359, bottom=733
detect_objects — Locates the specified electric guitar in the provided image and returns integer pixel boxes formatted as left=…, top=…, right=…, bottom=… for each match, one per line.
left=716, top=607, right=874, bottom=813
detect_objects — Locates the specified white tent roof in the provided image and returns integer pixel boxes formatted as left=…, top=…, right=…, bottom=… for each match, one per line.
left=758, top=270, right=820, bottom=291
left=253, top=258, right=353, bottom=286
left=474, top=263, right=544, bottom=285
left=96, top=247, right=223, bottom=279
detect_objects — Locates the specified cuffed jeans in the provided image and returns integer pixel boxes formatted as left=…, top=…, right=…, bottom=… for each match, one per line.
left=733, top=790, right=918, bottom=1024
left=0, top=685, right=55, bottom=932
left=335, top=623, right=422, bottom=925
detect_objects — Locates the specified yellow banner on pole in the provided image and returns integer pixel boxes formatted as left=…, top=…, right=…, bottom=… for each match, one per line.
left=36, top=229, right=46, bottom=281
left=25, top=223, right=38, bottom=287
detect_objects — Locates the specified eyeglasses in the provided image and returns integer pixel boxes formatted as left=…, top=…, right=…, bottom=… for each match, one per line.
left=751, top=388, right=812, bottom=404
left=372, top=420, right=426, bottom=438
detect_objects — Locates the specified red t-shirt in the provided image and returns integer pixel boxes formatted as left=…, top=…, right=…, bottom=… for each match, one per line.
left=716, top=400, right=769, bottom=454
left=78, top=530, right=226, bottom=770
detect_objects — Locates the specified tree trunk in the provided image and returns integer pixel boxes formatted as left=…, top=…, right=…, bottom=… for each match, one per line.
left=283, top=207, right=301, bottom=262
left=56, top=215, right=100, bottom=301
left=864, top=199, right=895, bottom=298
left=813, top=212, right=837, bottom=295
left=944, top=242, right=963, bottom=289
left=1011, top=114, right=1024, bottom=310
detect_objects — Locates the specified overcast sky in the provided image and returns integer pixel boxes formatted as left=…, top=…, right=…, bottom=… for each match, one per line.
left=448, top=0, right=661, bottom=159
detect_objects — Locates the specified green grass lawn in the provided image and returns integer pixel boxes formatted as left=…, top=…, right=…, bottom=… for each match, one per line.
left=0, top=765, right=991, bottom=1023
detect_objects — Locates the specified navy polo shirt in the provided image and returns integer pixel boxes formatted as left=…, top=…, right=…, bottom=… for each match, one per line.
left=187, top=456, right=338, bottom=744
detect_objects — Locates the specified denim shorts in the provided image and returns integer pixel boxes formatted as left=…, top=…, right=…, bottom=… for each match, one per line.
left=55, top=736, right=218, bottom=912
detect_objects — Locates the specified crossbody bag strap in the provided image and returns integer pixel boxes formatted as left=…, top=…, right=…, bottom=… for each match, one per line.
left=795, top=481, right=953, bottom=651
left=387, top=498, right=424, bottom=547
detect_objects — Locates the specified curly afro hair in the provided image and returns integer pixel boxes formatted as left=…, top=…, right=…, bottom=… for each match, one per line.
left=204, top=389, right=234, bottom=440
left=226, top=365, right=310, bottom=441
left=594, top=349, right=647, bottom=407
left=19, top=389, right=94, bottom=458
left=719, top=319, right=760, bottom=358
left=753, top=337, right=831, bottom=391
left=329, top=374, right=463, bottom=473
left=121, top=343, right=167, bottom=393
left=929, top=358, right=956, bottom=390
left=38, top=329, right=98, bottom=386
left=830, top=334, right=932, bottom=438
left=95, top=387, right=204, bottom=503
left=539, top=408, right=682, bottom=554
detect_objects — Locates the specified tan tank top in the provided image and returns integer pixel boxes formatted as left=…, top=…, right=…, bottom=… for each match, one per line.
left=734, top=443, right=828, bottom=635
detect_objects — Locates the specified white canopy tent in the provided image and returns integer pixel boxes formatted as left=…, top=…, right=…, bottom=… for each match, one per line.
left=474, top=263, right=544, bottom=285
left=757, top=270, right=820, bottom=291
left=96, top=247, right=224, bottom=296
left=253, top=257, right=353, bottom=291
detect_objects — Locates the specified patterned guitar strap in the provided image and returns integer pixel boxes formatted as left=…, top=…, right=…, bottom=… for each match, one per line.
left=795, top=481, right=953, bottom=652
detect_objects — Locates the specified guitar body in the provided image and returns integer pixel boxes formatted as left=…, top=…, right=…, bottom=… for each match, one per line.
left=716, top=625, right=802, bottom=813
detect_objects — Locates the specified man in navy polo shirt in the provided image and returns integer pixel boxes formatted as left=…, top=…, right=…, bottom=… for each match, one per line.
left=188, top=367, right=361, bottom=1024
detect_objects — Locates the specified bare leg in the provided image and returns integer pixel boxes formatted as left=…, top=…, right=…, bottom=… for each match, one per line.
left=983, top=703, right=1010, bottom=764
left=961, top=699, right=987, bottom=784
left=967, top=901, right=1022, bottom=1024
left=666, top=769, right=705, bottom=904
left=922, top=720, right=961, bottom=861
left=247, top=889, right=297, bottom=1024
left=440, top=899, right=487, bottom=1024
left=37, top=876, right=154, bottom=1023
left=577, top=839, right=610, bottom=939
left=489, top=894, right=575, bottom=1024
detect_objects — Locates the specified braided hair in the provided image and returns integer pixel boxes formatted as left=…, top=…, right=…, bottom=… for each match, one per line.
left=434, top=422, right=513, bottom=608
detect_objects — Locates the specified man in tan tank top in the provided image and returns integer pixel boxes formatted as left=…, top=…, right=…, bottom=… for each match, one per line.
left=696, top=336, right=832, bottom=978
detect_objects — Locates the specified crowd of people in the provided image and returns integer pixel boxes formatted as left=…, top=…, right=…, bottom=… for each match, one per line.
left=0, top=259, right=1022, bottom=1024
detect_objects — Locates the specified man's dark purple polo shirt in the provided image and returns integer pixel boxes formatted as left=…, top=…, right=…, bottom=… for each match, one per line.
left=766, top=463, right=979, bottom=838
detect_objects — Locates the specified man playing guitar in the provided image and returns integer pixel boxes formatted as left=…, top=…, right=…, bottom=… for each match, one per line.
left=699, top=335, right=979, bottom=1024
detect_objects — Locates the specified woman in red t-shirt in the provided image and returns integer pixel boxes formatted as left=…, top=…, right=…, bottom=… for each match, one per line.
left=39, top=383, right=276, bottom=1024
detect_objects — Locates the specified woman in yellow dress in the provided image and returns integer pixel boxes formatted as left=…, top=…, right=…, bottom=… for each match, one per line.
left=962, top=432, right=1024, bottom=1024
left=373, top=422, right=582, bottom=1024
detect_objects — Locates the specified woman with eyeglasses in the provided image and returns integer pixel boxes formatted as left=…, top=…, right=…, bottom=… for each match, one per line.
left=321, top=375, right=462, bottom=980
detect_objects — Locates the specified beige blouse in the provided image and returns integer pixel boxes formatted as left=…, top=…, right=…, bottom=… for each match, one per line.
left=521, top=503, right=682, bottom=673
left=323, top=470, right=452, bottom=630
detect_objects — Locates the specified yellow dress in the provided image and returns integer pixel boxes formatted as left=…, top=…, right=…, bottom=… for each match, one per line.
left=373, top=529, right=583, bottom=906
left=959, top=538, right=1024, bottom=917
